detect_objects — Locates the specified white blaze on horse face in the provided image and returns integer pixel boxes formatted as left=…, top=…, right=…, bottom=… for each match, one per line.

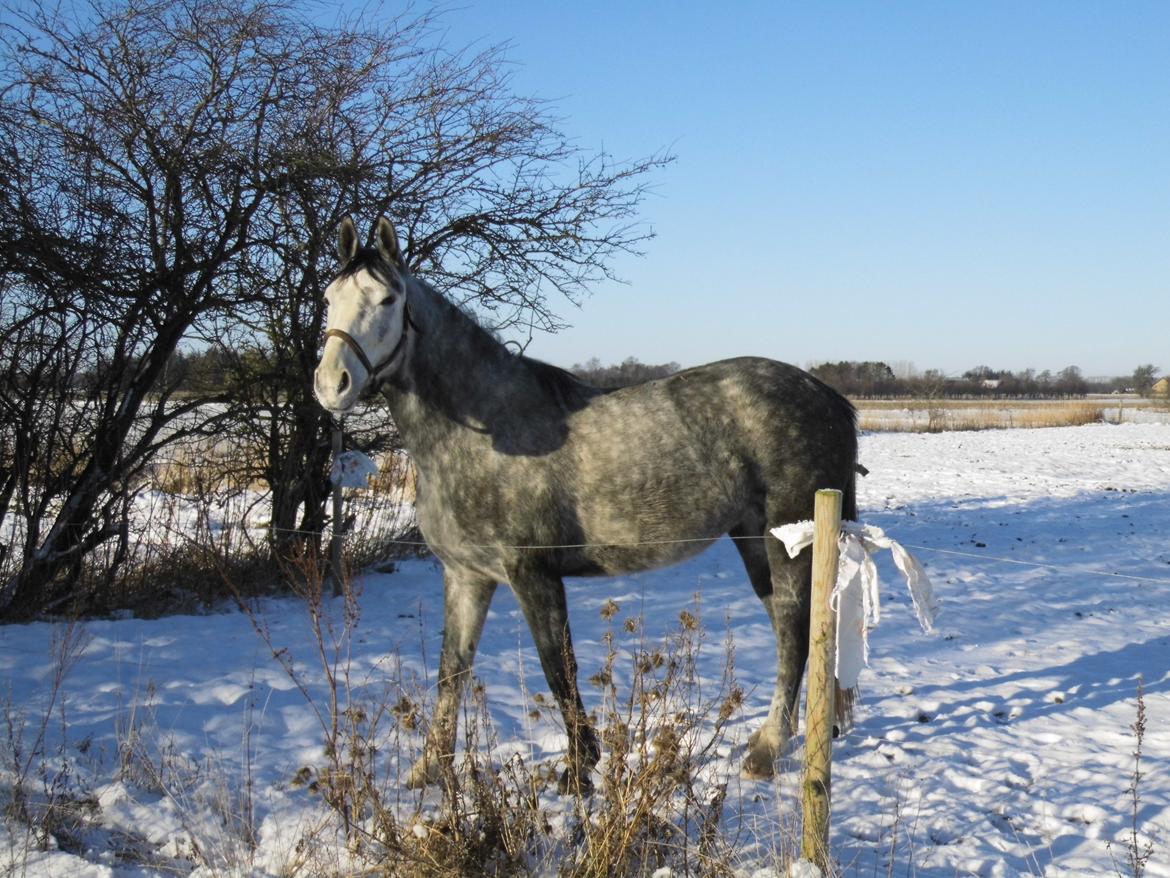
left=314, top=267, right=406, bottom=413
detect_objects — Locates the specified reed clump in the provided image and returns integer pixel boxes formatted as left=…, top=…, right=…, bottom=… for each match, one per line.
left=858, top=400, right=1112, bottom=433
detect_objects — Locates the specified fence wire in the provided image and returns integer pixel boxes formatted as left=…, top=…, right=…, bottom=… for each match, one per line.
left=266, top=524, right=1170, bottom=588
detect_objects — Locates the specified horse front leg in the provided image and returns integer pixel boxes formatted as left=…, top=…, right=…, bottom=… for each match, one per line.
left=406, top=568, right=497, bottom=789
left=511, top=568, right=600, bottom=795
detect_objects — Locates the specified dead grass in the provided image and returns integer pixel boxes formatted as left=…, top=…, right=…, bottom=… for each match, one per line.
left=563, top=598, right=746, bottom=877
left=857, top=399, right=1120, bottom=432
left=3, top=438, right=419, bottom=618
left=148, top=439, right=268, bottom=495
left=1, top=622, right=99, bottom=876
left=237, top=556, right=784, bottom=877
left=368, top=449, right=417, bottom=502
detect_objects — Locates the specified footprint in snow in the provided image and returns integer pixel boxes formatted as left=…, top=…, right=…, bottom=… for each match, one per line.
left=914, top=699, right=942, bottom=724
left=927, top=821, right=964, bottom=846
left=992, top=706, right=1026, bottom=724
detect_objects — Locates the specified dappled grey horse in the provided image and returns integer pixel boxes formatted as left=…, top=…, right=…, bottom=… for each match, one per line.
left=314, top=217, right=858, bottom=792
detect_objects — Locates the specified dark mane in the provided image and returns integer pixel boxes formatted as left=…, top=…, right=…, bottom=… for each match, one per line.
left=521, top=356, right=611, bottom=412
left=402, top=268, right=607, bottom=413
left=338, top=247, right=395, bottom=284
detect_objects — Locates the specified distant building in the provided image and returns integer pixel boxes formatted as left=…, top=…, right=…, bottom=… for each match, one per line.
left=1153, top=377, right=1170, bottom=396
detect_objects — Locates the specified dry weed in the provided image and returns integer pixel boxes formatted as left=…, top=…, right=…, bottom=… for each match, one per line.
left=858, top=400, right=1111, bottom=432
left=550, top=597, right=745, bottom=878
left=368, top=450, right=418, bottom=502
left=241, top=554, right=756, bottom=877
left=1, top=622, right=98, bottom=874
left=148, top=437, right=269, bottom=495
left=1109, top=678, right=1155, bottom=878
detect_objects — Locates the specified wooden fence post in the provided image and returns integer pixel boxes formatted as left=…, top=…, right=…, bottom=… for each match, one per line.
left=802, top=488, right=842, bottom=870
left=330, top=420, right=344, bottom=597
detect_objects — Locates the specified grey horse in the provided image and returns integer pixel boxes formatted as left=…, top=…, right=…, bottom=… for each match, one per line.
left=314, top=216, right=858, bottom=793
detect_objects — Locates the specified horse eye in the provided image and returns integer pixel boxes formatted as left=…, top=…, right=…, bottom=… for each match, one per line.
left=379, top=295, right=397, bottom=307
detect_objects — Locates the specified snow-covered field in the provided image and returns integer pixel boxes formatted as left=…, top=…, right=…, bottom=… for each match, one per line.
left=3, top=422, right=1170, bottom=876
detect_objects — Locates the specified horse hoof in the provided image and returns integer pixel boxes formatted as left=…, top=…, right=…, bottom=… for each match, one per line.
left=405, top=755, right=441, bottom=789
left=557, top=767, right=594, bottom=797
left=742, top=725, right=785, bottom=779
left=741, top=749, right=777, bottom=780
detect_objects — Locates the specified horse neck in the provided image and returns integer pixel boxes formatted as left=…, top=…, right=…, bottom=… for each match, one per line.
left=382, top=278, right=539, bottom=456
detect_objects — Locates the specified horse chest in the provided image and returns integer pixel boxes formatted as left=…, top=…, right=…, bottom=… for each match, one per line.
left=413, top=451, right=559, bottom=568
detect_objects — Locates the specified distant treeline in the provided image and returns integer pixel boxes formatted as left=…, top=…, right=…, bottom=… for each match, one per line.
left=165, top=347, right=237, bottom=393
left=161, top=349, right=1150, bottom=401
left=564, top=357, right=1158, bottom=399
left=153, top=350, right=685, bottom=394
left=571, top=357, right=681, bottom=388
left=808, top=361, right=1123, bottom=398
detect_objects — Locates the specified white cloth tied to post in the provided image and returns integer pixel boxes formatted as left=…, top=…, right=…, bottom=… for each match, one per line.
left=770, top=521, right=938, bottom=690
left=330, top=450, right=379, bottom=488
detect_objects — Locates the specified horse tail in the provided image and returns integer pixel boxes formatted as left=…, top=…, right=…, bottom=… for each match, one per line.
left=843, top=397, right=861, bottom=523
left=836, top=404, right=863, bottom=734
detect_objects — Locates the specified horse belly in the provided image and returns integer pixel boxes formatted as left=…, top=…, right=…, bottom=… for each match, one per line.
left=568, top=449, right=753, bottom=576
left=568, top=530, right=722, bottom=577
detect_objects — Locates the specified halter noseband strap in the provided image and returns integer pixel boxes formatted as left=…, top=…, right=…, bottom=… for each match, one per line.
left=324, top=305, right=420, bottom=382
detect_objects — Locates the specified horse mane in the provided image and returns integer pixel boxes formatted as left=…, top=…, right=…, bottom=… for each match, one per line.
left=521, top=356, right=610, bottom=412
left=398, top=267, right=607, bottom=413
left=337, top=248, right=607, bottom=416
left=337, top=247, right=395, bottom=285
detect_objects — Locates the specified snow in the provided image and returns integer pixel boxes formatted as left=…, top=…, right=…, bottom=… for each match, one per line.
left=3, top=421, right=1170, bottom=875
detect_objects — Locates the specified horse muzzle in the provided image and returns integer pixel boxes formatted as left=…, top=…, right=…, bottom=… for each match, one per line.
left=314, top=309, right=417, bottom=413
left=314, top=343, right=365, bottom=414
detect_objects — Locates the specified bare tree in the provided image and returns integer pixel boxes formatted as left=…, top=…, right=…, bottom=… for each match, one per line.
left=1055, top=365, right=1088, bottom=398
left=1131, top=364, right=1159, bottom=397
left=571, top=357, right=681, bottom=389
left=0, top=0, right=669, bottom=617
left=0, top=0, right=317, bottom=615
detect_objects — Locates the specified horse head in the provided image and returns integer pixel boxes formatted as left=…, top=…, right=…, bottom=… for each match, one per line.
left=314, top=216, right=415, bottom=413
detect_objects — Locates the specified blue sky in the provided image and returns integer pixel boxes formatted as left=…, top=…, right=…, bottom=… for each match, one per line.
left=434, top=3, right=1168, bottom=378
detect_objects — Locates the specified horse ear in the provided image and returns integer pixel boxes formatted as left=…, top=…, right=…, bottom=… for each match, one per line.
left=338, top=216, right=359, bottom=264
left=374, top=216, right=403, bottom=267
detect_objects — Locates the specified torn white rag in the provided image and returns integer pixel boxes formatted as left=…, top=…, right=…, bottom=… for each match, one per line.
left=770, top=521, right=939, bottom=690
left=330, top=450, right=379, bottom=489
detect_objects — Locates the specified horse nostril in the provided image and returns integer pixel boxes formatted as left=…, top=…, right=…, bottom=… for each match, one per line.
left=337, top=371, right=350, bottom=394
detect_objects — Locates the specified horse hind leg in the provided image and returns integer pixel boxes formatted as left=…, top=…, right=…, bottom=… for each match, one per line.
left=731, top=521, right=811, bottom=779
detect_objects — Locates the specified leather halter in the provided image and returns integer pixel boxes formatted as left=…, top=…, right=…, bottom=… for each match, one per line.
left=324, top=304, right=420, bottom=382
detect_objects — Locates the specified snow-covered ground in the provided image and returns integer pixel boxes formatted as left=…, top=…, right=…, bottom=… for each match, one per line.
left=3, top=422, right=1170, bottom=876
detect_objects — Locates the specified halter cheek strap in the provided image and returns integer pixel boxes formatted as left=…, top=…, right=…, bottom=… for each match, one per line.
left=323, top=328, right=374, bottom=374
left=324, top=305, right=420, bottom=382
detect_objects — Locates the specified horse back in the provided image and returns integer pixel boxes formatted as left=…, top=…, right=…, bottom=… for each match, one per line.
left=559, top=357, right=856, bottom=572
left=408, top=356, right=856, bottom=580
